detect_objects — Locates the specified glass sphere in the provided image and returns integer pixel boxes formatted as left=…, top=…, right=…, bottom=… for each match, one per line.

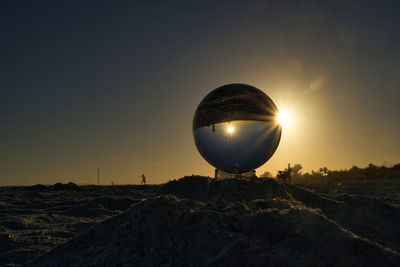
left=193, top=83, right=281, bottom=174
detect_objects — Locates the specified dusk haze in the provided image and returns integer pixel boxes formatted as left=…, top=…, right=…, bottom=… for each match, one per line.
left=1, top=1, right=399, bottom=185
left=1, top=1, right=400, bottom=266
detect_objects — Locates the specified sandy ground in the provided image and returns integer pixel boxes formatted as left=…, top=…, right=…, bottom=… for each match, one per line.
left=0, top=184, right=159, bottom=266
left=1, top=177, right=399, bottom=266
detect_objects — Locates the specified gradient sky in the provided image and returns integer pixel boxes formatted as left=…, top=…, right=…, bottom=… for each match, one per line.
left=1, top=0, right=399, bottom=185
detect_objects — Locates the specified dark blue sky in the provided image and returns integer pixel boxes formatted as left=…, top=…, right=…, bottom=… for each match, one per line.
left=1, top=0, right=400, bottom=185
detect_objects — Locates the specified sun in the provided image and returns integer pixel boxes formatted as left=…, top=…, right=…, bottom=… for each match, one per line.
left=226, top=125, right=235, bottom=135
left=276, top=111, right=290, bottom=127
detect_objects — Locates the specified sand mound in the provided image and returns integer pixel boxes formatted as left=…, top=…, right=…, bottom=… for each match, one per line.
left=28, top=182, right=80, bottom=191
left=287, top=184, right=400, bottom=251
left=159, top=176, right=289, bottom=202
left=29, top=177, right=400, bottom=266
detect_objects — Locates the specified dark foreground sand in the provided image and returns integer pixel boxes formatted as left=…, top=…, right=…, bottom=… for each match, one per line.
left=1, top=177, right=399, bottom=266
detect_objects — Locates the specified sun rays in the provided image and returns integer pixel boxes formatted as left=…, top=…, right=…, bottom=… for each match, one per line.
left=276, top=111, right=290, bottom=127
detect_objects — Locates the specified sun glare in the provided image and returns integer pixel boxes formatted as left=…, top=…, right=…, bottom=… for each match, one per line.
left=226, top=125, right=235, bottom=135
left=276, top=111, right=290, bottom=127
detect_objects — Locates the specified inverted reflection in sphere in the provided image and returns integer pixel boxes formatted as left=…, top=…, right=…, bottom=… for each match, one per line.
left=193, top=84, right=281, bottom=174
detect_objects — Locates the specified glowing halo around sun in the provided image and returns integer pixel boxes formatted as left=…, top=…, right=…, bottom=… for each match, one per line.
left=276, top=111, right=290, bottom=127
left=226, top=125, right=235, bottom=135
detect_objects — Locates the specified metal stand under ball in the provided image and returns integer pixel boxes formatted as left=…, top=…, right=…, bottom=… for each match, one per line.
left=215, top=169, right=256, bottom=180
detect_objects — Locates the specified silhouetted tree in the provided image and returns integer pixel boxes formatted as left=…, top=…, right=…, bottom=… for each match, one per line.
left=260, top=171, right=273, bottom=178
left=292, top=164, right=303, bottom=177
left=319, top=167, right=328, bottom=176
left=277, top=164, right=292, bottom=183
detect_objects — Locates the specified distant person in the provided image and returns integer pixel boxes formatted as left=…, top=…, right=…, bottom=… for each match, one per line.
left=141, top=174, right=147, bottom=185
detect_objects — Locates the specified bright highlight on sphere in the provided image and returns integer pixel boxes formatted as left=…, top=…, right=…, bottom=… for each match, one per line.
left=276, top=111, right=289, bottom=127
left=226, top=125, right=235, bottom=134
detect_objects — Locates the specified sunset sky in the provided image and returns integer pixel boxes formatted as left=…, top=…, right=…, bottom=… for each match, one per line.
left=1, top=0, right=399, bottom=185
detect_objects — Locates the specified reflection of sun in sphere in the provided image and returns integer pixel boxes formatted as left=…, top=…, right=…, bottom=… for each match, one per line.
left=193, top=83, right=282, bottom=174
left=226, top=125, right=235, bottom=135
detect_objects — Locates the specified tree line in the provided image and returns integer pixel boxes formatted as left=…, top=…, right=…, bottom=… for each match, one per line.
left=261, top=163, right=400, bottom=183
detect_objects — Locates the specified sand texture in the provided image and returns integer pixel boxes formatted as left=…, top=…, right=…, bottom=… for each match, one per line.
left=1, top=177, right=399, bottom=266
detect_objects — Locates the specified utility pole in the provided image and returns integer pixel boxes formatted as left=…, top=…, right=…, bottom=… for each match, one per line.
left=97, top=168, right=100, bottom=185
